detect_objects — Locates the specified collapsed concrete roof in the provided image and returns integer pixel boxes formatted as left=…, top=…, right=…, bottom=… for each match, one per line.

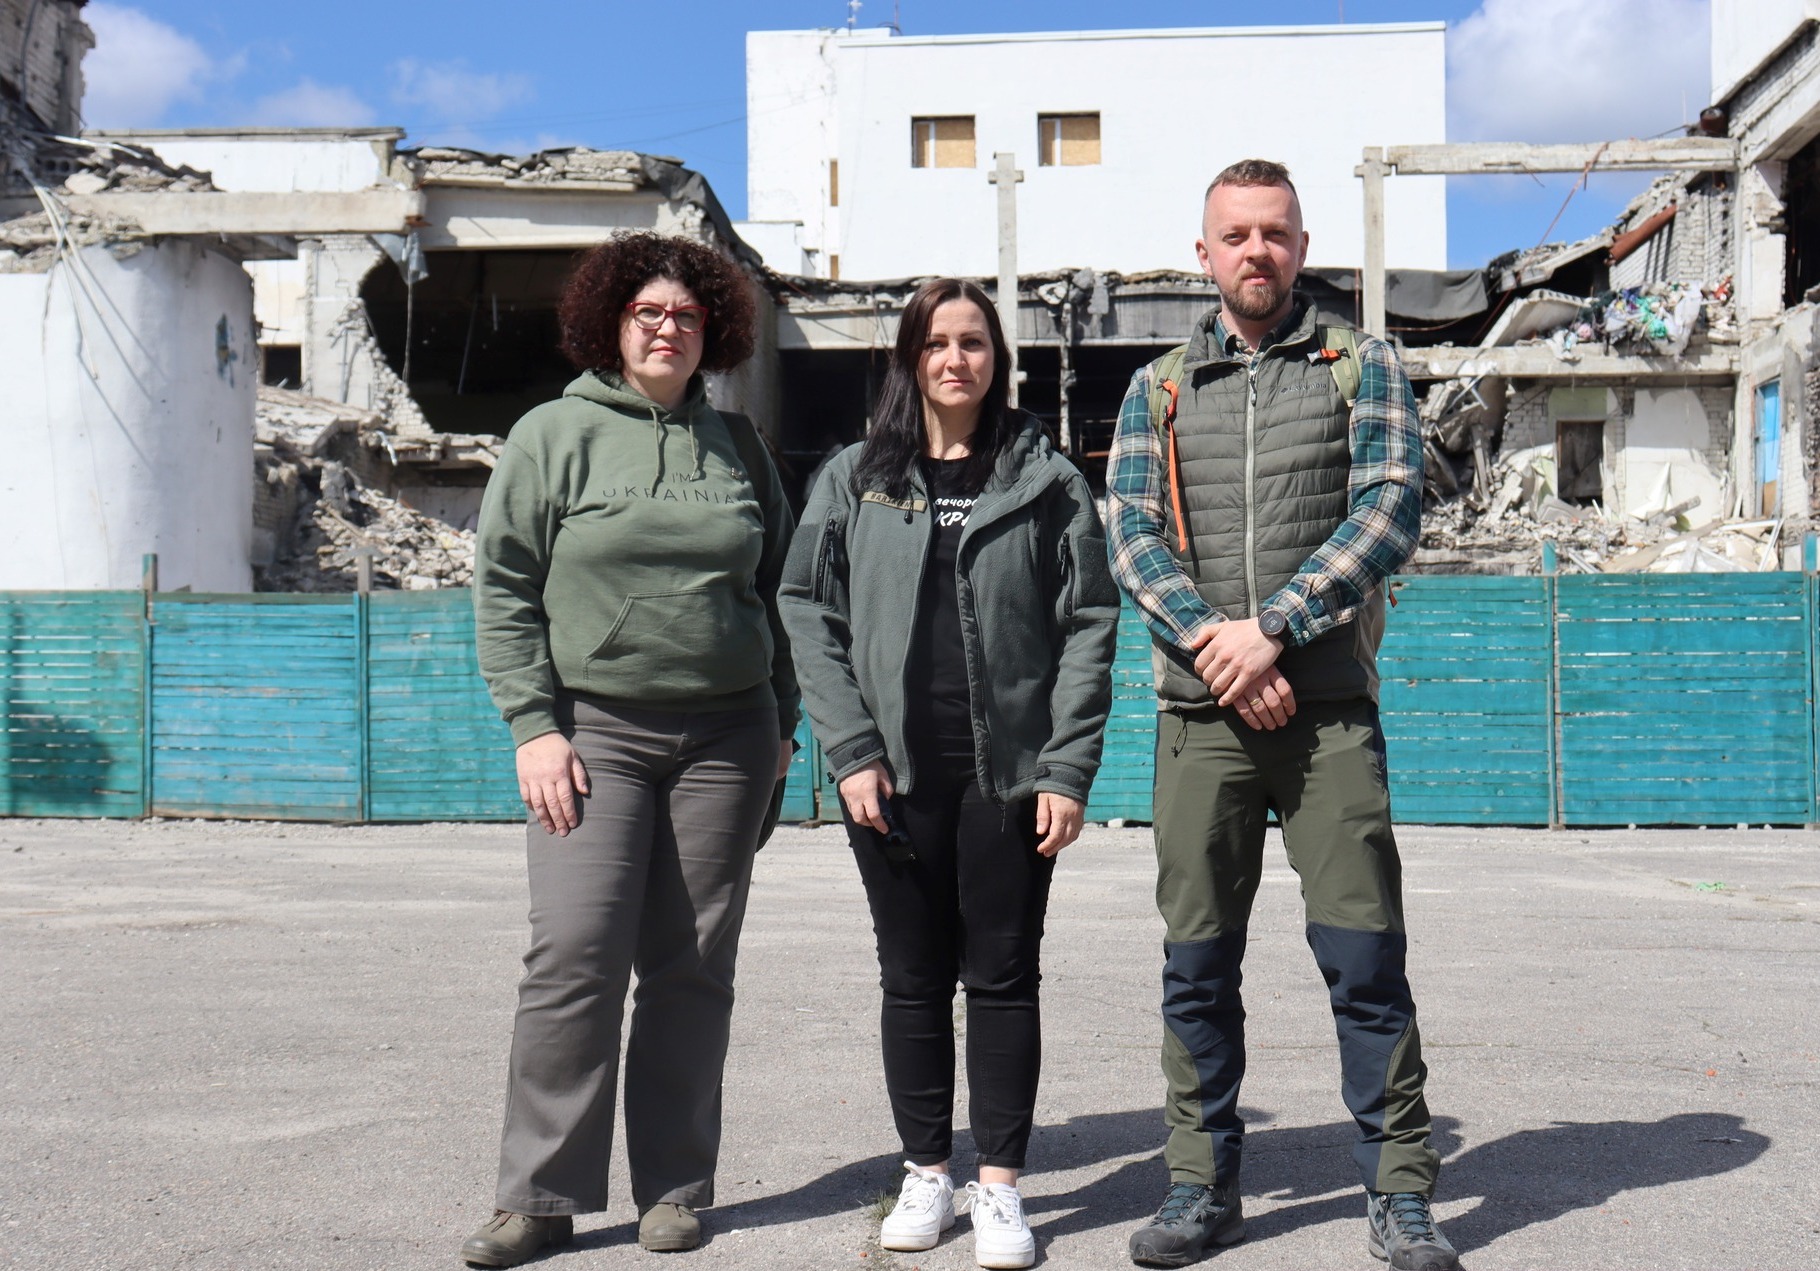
left=404, top=144, right=759, bottom=267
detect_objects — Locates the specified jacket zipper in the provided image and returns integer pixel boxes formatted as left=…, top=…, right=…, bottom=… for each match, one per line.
left=812, top=513, right=840, bottom=605
left=1058, top=533, right=1076, bottom=621
left=1243, top=364, right=1260, bottom=615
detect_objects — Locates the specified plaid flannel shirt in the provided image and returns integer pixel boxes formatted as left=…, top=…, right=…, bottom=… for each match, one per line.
left=1105, top=316, right=1423, bottom=652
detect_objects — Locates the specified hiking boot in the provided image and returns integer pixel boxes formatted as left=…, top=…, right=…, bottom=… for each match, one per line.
left=1367, top=1191, right=1460, bottom=1271
left=1128, top=1180, right=1244, bottom=1267
left=459, top=1211, right=573, bottom=1267
left=963, top=1181, right=1035, bottom=1269
left=879, top=1161, right=957, bottom=1251
left=638, top=1203, right=701, bottom=1252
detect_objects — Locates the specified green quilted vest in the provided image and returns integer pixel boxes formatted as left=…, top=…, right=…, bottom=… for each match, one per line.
left=1147, top=303, right=1385, bottom=708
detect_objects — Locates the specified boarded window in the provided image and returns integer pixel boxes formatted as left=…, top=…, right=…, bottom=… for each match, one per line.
left=1038, top=113, right=1101, bottom=166
left=829, top=158, right=839, bottom=207
left=911, top=116, right=976, bottom=168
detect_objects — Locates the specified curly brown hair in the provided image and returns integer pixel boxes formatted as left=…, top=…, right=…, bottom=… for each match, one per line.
left=558, top=231, right=757, bottom=373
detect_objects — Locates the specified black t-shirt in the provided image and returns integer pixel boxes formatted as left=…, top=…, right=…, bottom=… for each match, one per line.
left=907, top=457, right=979, bottom=748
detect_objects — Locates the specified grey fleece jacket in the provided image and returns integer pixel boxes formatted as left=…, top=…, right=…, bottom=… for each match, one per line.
left=779, top=417, right=1118, bottom=805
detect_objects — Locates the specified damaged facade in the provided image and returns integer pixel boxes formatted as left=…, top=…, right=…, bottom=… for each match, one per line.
left=4, top=93, right=769, bottom=591
left=3, top=3, right=1814, bottom=594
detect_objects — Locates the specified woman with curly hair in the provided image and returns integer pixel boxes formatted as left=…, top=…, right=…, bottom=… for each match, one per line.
left=462, top=230, right=797, bottom=1266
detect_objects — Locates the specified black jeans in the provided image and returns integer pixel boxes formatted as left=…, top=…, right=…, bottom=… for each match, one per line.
left=846, top=748, right=1056, bottom=1170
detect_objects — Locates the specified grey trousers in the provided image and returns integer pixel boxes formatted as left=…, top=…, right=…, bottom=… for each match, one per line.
left=494, top=697, right=777, bottom=1216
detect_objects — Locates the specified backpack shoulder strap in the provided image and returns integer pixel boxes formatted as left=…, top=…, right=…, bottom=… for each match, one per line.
left=717, top=410, right=778, bottom=513
left=1315, top=325, right=1364, bottom=408
left=1146, top=344, right=1192, bottom=435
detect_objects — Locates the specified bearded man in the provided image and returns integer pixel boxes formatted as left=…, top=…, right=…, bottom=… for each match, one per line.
left=1105, top=158, right=1458, bottom=1271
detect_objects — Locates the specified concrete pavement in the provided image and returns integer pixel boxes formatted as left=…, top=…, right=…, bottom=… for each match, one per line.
left=1, top=818, right=1815, bottom=1270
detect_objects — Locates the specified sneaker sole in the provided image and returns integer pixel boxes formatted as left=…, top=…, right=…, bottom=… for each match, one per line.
left=881, top=1214, right=955, bottom=1252
left=1129, top=1219, right=1245, bottom=1268
left=977, top=1241, right=1037, bottom=1269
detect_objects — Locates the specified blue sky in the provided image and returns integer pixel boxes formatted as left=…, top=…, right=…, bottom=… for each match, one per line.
left=85, top=0, right=1712, bottom=270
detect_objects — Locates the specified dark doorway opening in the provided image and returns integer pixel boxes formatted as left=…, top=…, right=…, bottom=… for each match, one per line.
left=1556, top=419, right=1606, bottom=505
left=1785, top=130, right=1820, bottom=307
left=361, top=249, right=579, bottom=438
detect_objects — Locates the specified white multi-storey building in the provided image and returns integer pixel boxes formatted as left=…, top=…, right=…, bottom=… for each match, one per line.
left=740, top=22, right=1448, bottom=280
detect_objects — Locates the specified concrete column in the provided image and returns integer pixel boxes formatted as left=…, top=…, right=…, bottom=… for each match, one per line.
left=1356, top=148, right=1388, bottom=339
left=988, top=152, right=1024, bottom=407
left=301, top=235, right=385, bottom=408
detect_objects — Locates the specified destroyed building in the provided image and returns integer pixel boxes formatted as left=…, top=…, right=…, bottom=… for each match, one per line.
left=5, top=1, right=1812, bottom=594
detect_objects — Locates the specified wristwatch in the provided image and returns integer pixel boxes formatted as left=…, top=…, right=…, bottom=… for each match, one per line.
left=1258, top=607, right=1289, bottom=640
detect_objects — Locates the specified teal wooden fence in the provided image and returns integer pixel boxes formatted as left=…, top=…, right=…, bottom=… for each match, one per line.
left=0, top=592, right=145, bottom=818
left=4, top=573, right=1820, bottom=827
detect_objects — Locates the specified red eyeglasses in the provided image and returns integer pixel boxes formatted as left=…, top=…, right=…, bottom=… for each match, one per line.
left=625, top=302, right=709, bottom=334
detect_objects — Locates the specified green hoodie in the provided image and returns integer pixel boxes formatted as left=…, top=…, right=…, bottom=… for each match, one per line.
left=473, top=371, right=799, bottom=747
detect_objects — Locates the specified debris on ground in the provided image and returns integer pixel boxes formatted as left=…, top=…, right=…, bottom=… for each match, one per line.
left=254, top=387, right=477, bottom=593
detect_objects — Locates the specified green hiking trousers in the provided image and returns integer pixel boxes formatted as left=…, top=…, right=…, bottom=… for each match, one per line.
left=1151, top=699, right=1441, bottom=1195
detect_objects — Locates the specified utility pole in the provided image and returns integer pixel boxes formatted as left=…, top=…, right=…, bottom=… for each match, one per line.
left=1355, top=147, right=1388, bottom=339
left=988, top=151, right=1024, bottom=407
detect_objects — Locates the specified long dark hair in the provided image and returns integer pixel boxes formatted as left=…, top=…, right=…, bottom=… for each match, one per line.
left=851, top=278, right=1019, bottom=500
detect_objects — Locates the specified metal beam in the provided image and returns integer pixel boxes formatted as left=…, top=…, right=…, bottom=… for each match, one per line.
left=1381, top=138, right=1739, bottom=176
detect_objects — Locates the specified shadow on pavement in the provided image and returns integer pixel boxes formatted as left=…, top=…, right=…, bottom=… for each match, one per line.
left=1230, top=1110, right=1770, bottom=1255
left=569, top=1108, right=1767, bottom=1257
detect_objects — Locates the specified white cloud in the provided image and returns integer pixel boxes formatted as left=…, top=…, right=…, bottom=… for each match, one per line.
left=390, top=59, right=532, bottom=124
left=1449, top=0, right=1711, bottom=143
left=250, top=79, right=375, bottom=128
left=81, top=3, right=214, bottom=127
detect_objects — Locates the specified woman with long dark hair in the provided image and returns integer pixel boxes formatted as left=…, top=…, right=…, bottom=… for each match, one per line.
left=780, top=278, right=1118, bottom=1269
left=463, top=231, right=796, bottom=1266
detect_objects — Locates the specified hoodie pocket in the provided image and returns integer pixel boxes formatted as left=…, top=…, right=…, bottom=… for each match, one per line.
left=586, top=588, right=770, bottom=696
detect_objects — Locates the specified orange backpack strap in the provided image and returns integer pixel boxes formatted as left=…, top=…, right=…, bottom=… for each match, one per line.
left=1146, top=345, right=1192, bottom=554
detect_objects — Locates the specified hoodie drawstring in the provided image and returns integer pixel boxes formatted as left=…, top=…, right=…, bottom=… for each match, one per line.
left=649, top=409, right=665, bottom=495
left=648, top=407, right=705, bottom=495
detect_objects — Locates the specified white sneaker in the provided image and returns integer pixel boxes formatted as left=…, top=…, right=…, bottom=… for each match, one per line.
left=963, top=1181, right=1035, bottom=1269
left=879, top=1161, right=956, bottom=1251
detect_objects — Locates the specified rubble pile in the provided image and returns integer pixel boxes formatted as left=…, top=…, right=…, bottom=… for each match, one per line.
left=254, top=387, right=477, bottom=593
left=1415, top=443, right=1794, bottom=575
left=410, top=146, right=648, bottom=187
left=1538, top=281, right=1717, bottom=361
left=259, top=460, right=475, bottom=593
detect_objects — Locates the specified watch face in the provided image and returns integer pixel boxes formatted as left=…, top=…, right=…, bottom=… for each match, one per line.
left=1260, top=610, right=1287, bottom=637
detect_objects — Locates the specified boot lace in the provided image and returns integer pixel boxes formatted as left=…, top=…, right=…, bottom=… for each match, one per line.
left=1382, top=1192, right=1439, bottom=1243
left=1151, top=1182, right=1213, bottom=1228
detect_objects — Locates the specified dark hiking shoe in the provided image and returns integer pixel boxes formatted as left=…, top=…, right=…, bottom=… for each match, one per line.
left=460, top=1211, right=573, bottom=1267
left=638, top=1203, right=701, bottom=1252
left=1128, top=1180, right=1244, bottom=1267
left=1367, top=1191, right=1460, bottom=1271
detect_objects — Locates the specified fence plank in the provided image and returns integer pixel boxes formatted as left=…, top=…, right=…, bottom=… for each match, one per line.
left=1556, top=573, right=1813, bottom=826
left=365, top=591, right=520, bottom=822
left=150, top=597, right=360, bottom=820
left=1378, top=576, right=1553, bottom=826
left=0, top=592, right=146, bottom=817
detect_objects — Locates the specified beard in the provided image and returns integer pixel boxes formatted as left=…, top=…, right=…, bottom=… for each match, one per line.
left=1219, top=272, right=1292, bottom=322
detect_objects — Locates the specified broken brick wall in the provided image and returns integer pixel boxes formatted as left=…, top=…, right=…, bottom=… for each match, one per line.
left=0, top=0, right=91, bottom=135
